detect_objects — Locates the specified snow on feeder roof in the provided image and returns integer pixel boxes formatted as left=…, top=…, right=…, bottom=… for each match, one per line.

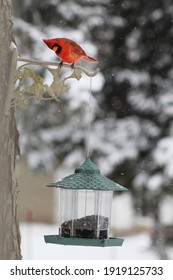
left=47, top=157, right=128, bottom=191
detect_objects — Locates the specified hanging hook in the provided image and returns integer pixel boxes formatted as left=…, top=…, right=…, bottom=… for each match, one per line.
left=86, top=77, right=93, bottom=158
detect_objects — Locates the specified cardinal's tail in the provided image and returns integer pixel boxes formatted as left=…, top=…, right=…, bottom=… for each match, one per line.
left=83, top=55, right=98, bottom=63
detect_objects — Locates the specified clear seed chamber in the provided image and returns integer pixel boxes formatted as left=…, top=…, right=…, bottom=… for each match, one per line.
left=59, top=188, right=113, bottom=239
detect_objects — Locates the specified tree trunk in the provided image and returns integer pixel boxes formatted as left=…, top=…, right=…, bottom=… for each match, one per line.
left=0, top=0, right=21, bottom=259
left=152, top=197, right=169, bottom=260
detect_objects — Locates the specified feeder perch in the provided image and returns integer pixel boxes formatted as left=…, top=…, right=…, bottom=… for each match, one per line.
left=44, top=158, right=128, bottom=247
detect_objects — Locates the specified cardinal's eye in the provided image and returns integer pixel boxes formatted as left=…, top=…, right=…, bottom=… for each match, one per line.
left=52, top=44, right=62, bottom=54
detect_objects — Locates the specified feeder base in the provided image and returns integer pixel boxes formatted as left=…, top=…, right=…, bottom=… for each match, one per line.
left=44, top=235, right=124, bottom=247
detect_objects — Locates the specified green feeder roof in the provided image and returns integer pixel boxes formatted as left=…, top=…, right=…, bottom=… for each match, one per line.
left=47, top=158, right=127, bottom=191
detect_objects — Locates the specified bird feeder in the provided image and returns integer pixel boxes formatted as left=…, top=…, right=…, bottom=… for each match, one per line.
left=44, top=158, right=128, bottom=247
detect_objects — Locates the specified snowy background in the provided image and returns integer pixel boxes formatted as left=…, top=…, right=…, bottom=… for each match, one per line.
left=13, top=0, right=173, bottom=259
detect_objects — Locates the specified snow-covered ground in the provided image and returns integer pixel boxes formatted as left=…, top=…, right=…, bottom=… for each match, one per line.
left=20, top=222, right=159, bottom=260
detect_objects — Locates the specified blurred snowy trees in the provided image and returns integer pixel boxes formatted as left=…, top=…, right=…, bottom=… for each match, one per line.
left=13, top=0, right=173, bottom=223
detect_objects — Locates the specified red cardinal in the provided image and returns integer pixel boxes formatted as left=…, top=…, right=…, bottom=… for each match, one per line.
left=43, top=37, right=98, bottom=65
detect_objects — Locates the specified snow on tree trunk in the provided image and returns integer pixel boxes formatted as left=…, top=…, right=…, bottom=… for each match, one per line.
left=0, top=0, right=21, bottom=259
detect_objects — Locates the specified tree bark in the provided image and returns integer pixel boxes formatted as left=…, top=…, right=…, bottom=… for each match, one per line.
left=0, top=0, right=21, bottom=259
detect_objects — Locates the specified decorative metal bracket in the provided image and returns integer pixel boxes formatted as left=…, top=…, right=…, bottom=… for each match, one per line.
left=4, top=48, right=100, bottom=115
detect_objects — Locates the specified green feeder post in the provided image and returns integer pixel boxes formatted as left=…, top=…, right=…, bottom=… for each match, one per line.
left=44, top=158, right=128, bottom=247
